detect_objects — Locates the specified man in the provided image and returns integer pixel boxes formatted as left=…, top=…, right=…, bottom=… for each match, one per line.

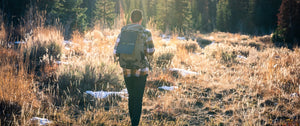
left=113, top=9, right=155, bottom=126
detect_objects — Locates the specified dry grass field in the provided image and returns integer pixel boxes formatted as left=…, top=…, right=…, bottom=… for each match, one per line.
left=0, top=22, right=299, bottom=125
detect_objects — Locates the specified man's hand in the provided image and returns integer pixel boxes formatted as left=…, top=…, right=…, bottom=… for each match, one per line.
left=114, top=54, right=119, bottom=63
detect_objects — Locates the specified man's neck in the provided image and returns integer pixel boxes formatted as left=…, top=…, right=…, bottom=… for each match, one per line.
left=131, top=20, right=142, bottom=25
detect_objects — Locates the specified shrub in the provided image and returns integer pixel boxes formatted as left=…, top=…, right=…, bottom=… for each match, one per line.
left=238, top=50, right=249, bottom=57
left=156, top=52, right=175, bottom=68
left=178, top=42, right=199, bottom=53
left=221, top=51, right=237, bottom=65
left=56, top=60, right=124, bottom=108
left=0, top=21, right=6, bottom=47
left=196, top=38, right=213, bottom=48
left=24, top=40, right=62, bottom=74
left=47, top=41, right=62, bottom=61
left=21, top=27, right=63, bottom=76
left=70, top=30, right=86, bottom=56
left=249, top=42, right=262, bottom=51
left=0, top=48, right=21, bottom=66
left=0, top=64, right=40, bottom=125
left=272, top=28, right=287, bottom=47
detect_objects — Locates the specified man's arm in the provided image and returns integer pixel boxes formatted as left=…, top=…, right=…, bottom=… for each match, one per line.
left=145, top=30, right=155, bottom=56
left=113, top=34, right=121, bottom=63
left=144, top=30, right=155, bottom=70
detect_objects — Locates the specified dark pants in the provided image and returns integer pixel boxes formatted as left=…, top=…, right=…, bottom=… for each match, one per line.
left=124, top=75, right=147, bottom=126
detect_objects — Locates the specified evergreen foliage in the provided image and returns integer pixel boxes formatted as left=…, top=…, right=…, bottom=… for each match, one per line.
left=272, top=0, right=300, bottom=47
left=94, top=0, right=116, bottom=28
left=216, top=0, right=231, bottom=32
left=51, top=0, right=87, bottom=37
left=0, top=0, right=287, bottom=37
left=82, top=0, right=97, bottom=28
left=155, top=0, right=171, bottom=32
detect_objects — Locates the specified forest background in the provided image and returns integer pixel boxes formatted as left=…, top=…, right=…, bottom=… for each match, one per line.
left=1, top=0, right=299, bottom=44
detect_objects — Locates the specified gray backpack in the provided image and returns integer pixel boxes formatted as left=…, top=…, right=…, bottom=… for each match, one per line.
left=116, top=24, right=148, bottom=69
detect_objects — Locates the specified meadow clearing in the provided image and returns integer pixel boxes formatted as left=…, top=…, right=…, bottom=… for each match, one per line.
left=0, top=23, right=299, bottom=125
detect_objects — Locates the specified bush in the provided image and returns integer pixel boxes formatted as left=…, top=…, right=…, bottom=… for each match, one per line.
left=249, top=42, right=262, bottom=51
left=0, top=22, right=6, bottom=47
left=21, top=27, right=63, bottom=76
left=221, top=51, right=237, bottom=65
left=156, top=52, right=175, bottom=68
left=178, top=42, right=199, bottom=53
left=272, top=28, right=286, bottom=46
left=56, top=61, right=124, bottom=108
left=196, top=38, right=213, bottom=48
left=47, top=41, right=62, bottom=61
left=0, top=65, right=40, bottom=125
left=272, top=28, right=296, bottom=49
left=0, top=48, right=21, bottom=66
left=24, top=40, right=62, bottom=74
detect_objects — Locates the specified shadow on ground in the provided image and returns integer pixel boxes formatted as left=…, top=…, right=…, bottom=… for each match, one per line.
left=0, top=101, right=22, bottom=126
left=195, top=38, right=214, bottom=48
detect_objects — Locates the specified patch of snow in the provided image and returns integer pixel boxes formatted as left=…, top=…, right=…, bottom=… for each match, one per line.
left=237, top=55, right=247, bottom=60
left=85, top=89, right=128, bottom=99
left=14, top=41, right=26, bottom=44
left=290, top=93, right=299, bottom=97
left=161, top=34, right=171, bottom=38
left=83, top=39, right=92, bottom=43
left=63, top=40, right=79, bottom=47
left=30, top=117, right=52, bottom=125
left=169, top=68, right=198, bottom=77
left=120, top=89, right=128, bottom=93
left=177, top=37, right=186, bottom=40
left=158, top=86, right=178, bottom=91
left=63, top=40, right=72, bottom=45
left=55, top=61, right=69, bottom=65
left=65, top=47, right=71, bottom=50
left=161, top=34, right=171, bottom=42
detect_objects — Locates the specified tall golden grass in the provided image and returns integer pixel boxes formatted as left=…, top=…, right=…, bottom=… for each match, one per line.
left=0, top=14, right=6, bottom=46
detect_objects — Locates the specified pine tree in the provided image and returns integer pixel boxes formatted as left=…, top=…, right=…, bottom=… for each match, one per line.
left=142, top=0, right=157, bottom=25
left=146, top=0, right=157, bottom=18
left=181, top=0, right=192, bottom=33
left=94, top=0, right=116, bottom=28
left=82, top=0, right=97, bottom=28
left=52, top=0, right=87, bottom=37
left=156, top=0, right=172, bottom=32
left=273, top=0, right=300, bottom=47
left=208, top=0, right=217, bottom=32
left=191, top=0, right=202, bottom=32
left=248, top=0, right=281, bottom=34
left=216, top=0, right=231, bottom=32
left=245, top=0, right=256, bottom=33
left=170, top=0, right=191, bottom=33
left=191, top=0, right=217, bottom=33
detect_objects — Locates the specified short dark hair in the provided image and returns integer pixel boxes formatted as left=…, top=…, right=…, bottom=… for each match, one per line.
left=131, top=9, right=142, bottom=23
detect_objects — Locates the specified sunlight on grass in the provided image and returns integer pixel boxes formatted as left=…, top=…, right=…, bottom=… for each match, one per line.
left=1, top=25, right=299, bottom=125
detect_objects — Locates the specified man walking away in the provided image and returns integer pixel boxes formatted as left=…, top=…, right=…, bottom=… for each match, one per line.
left=113, top=9, right=155, bottom=126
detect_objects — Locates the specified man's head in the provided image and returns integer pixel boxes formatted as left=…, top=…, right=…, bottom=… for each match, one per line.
left=130, top=9, right=143, bottom=24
